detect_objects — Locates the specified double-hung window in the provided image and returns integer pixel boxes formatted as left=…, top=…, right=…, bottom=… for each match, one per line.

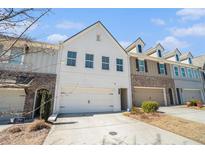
left=195, top=70, right=200, bottom=79
left=159, top=64, right=165, bottom=74
left=67, top=51, right=77, bottom=66
left=187, top=68, right=192, bottom=78
left=174, top=66, right=179, bottom=77
left=116, top=58, right=123, bottom=72
left=193, top=70, right=197, bottom=79
left=197, top=71, right=202, bottom=79
left=138, top=60, right=145, bottom=72
left=102, top=56, right=109, bottom=70
left=191, top=69, right=195, bottom=78
left=85, top=54, right=94, bottom=68
left=181, top=68, right=186, bottom=78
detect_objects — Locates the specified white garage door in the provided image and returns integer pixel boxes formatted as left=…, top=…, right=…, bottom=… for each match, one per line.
left=0, top=88, right=26, bottom=118
left=183, top=89, right=202, bottom=103
left=134, top=88, right=165, bottom=106
left=59, top=87, right=116, bottom=113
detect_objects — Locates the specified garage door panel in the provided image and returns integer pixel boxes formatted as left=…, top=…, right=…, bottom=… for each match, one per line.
left=183, top=90, right=202, bottom=103
left=134, top=88, right=165, bottom=106
left=0, top=88, right=25, bottom=117
left=59, top=87, right=115, bottom=113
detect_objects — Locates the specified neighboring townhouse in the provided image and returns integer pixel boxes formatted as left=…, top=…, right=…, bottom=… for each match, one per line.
left=164, top=51, right=205, bottom=104
left=127, top=38, right=175, bottom=106
left=193, top=55, right=205, bottom=99
left=53, top=21, right=132, bottom=114
left=192, top=55, right=205, bottom=70
left=0, top=36, right=58, bottom=120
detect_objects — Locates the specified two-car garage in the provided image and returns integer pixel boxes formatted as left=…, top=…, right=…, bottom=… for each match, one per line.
left=59, top=86, right=120, bottom=113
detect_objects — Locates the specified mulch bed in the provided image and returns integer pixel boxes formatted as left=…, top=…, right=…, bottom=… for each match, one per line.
left=0, top=120, right=51, bottom=145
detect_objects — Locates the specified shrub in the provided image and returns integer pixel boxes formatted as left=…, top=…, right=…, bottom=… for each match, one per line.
left=28, top=119, right=51, bottom=132
left=141, top=101, right=159, bottom=113
left=190, top=100, right=198, bottom=106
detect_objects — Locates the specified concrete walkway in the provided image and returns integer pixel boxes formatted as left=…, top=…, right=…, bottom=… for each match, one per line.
left=0, top=124, right=11, bottom=132
left=159, top=106, right=205, bottom=124
left=44, top=113, right=199, bottom=145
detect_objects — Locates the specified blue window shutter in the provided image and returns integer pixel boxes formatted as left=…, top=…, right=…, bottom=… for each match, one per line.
left=136, top=58, right=139, bottom=71
left=157, top=62, right=160, bottom=74
left=164, top=64, right=167, bottom=75
left=144, top=60, right=148, bottom=72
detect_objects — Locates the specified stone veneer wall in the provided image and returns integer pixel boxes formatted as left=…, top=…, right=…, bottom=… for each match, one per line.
left=0, top=70, right=56, bottom=119
left=131, top=74, right=176, bottom=106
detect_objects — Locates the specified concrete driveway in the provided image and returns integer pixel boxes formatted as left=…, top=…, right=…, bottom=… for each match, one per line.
left=44, top=113, right=199, bottom=145
left=159, top=106, right=205, bottom=124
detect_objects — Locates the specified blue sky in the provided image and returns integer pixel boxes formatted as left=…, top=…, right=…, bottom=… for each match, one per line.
left=27, top=9, right=205, bottom=56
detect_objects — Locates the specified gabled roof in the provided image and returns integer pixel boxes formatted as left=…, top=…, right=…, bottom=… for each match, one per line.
left=126, top=37, right=145, bottom=52
left=163, top=48, right=182, bottom=59
left=180, top=52, right=193, bottom=61
left=63, top=21, right=127, bottom=54
left=145, top=43, right=164, bottom=55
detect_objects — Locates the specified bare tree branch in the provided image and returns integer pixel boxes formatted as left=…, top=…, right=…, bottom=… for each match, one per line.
left=0, top=9, right=51, bottom=58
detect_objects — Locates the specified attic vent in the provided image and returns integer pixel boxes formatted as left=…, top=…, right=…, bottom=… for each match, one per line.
left=96, top=34, right=101, bottom=41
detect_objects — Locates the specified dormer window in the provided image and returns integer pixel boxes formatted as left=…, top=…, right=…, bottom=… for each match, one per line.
left=188, top=58, right=192, bottom=64
left=158, top=50, right=162, bottom=57
left=138, top=44, right=142, bottom=53
left=176, top=54, right=179, bottom=62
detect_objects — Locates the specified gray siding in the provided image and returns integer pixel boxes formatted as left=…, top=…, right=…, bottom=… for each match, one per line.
left=24, top=50, right=58, bottom=74
left=0, top=42, right=58, bottom=74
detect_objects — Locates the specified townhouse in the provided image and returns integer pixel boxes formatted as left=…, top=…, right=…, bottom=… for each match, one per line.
left=127, top=37, right=205, bottom=107
left=0, top=35, right=58, bottom=120
left=164, top=50, right=205, bottom=104
left=0, top=21, right=205, bottom=121
left=127, top=38, right=175, bottom=106
left=193, top=55, right=205, bottom=99
left=53, top=21, right=132, bottom=114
